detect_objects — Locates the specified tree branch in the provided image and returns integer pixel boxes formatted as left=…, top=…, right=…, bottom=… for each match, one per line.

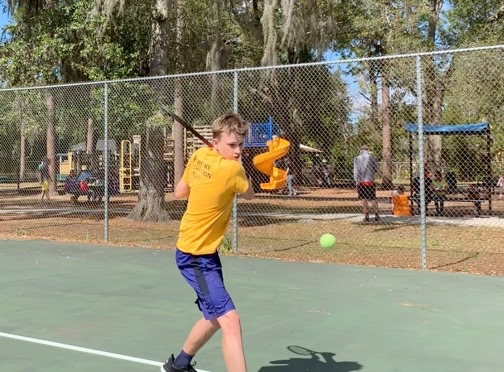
left=359, top=92, right=372, bottom=103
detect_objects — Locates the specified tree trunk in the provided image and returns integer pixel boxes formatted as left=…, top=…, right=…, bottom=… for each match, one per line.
left=424, top=60, right=440, bottom=172
left=173, top=0, right=185, bottom=187
left=289, top=107, right=303, bottom=180
left=427, top=85, right=443, bottom=172
left=129, top=0, right=171, bottom=222
left=148, top=0, right=170, bottom=76
left=129, top=126, right=169, bottom=221
left=86, top=118, right=94, bottom=153
left=207, top=1, right=226, bottom=117
left=424, top=0, right=444, bottom=172
left=20, top=122, right=26, bottom=181
left=370, top=62, right=379, bottom=133
left=381, top=65, right=393, bottom=189
left=423, top=55, right=455, bottom=173
left=16, top=94, right=26, bottom=181
left=45, top=90, right=57, bottom=196
left=269, top=69, right=302, bottom=181
left=173, top=80, right=184, bottom=186
left=86, top=117, right=95, bottom=169
left=208, top=35, right=226, bottom=117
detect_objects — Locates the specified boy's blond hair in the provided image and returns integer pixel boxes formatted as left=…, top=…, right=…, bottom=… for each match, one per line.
left=212, top=113, right=249, bottom=141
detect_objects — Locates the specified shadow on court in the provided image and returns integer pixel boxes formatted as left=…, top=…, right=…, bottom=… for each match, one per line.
left=258, top=346, right=362, bottom=371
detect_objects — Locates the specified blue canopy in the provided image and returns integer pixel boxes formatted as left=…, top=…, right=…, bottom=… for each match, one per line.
left=405, top=122, right=490, bottom=135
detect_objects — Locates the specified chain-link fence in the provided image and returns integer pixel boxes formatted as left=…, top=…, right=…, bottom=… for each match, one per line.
left=1, top=45, right=503, bottom=272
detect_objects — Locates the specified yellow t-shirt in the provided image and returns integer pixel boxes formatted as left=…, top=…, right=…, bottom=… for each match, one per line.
left=177, top=147, right=249, bottom=255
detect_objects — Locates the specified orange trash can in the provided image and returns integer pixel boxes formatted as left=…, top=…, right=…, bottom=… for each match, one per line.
left=392, top=195, right=411, bottom=216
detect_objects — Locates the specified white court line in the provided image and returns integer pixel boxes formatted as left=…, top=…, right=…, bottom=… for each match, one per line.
left=0, top=331, right=210, bottom=372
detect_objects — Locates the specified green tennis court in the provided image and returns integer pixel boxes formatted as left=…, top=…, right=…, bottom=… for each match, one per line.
left=1, top=239, right=503, bottom=371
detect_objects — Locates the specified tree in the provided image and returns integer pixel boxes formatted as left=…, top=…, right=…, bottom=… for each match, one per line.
left=340, top=0, right=435, bottom=188
left=97, top=0, right=171, bottom=221
left=5, top=0, right=49, bottom=15
left=129, top=0, right=171, bottom=222
left=1, top=0, right=154, bottom=191
left=172, top=0, right=185, bottom=189
left=420, top=0, right=504, bottom=171
left=2, top=1, right=64, bottom=195
left=239, top=0, right=350, bottom=179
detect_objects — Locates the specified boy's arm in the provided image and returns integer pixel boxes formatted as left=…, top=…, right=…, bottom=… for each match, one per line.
left=237, top=156, right=254, bottom=200
left=174, top=179, right=190, bottom=198
left=175, top=150, right=197, bottom=198
left=371, top=155, right=378, bottom=175
left=240, top=178, right=254, bottom=200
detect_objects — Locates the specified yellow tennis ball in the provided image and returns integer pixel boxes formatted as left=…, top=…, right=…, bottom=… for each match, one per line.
left=320, top=233, right=336, bottom=249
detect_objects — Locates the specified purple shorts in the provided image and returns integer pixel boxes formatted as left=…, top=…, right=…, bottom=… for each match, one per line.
left=176, top=249, right=235, bottom=320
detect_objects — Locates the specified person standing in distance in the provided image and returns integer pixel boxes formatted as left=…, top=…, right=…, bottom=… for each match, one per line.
left=497, top=173, right=504, bottom=199
left=162, top=113, right=254, bottom=372
left=38, top=157, right=51, bottom=202
left=353, top=145, right=380, bottom=222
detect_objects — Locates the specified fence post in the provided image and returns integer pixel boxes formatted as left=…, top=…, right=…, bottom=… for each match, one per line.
left=416, top=55, right=427, bottom=270
left=104, top=82, right=109, bottom=242
left=232, top=70, right=239, bottom=253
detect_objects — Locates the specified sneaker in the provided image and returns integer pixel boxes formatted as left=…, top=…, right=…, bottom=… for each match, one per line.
left=161, top=355, right=197, bottom=372
left=374, top=214, right=380, bottom=221
left=363, top=215, right=370, bottom=222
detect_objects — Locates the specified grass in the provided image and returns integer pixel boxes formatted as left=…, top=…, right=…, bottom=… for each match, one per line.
left=0, top=213, right=502, bottom=275
left=0, top=186, right=503, bottom=276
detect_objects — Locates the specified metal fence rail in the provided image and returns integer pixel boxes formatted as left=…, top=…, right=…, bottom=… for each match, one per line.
left=1, top=45, right=503, bottom=270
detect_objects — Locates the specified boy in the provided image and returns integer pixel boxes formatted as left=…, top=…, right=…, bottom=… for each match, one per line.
left=162, top=113, right=254, bottom=372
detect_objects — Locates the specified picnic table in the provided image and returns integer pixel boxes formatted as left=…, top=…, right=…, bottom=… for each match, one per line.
left=409, top=184, right=493, bottom=216
left=66, top=178, right=105, bottom=202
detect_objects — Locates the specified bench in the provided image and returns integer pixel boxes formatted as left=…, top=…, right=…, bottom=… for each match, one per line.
left=66, top=189, right=95, bottom=202
left=66, top=183, right=107, bottom=203
left=409, top=187, right=492, bottom=216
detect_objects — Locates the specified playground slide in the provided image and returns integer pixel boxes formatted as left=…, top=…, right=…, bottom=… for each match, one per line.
left=253, top=136, right=290, bottom=190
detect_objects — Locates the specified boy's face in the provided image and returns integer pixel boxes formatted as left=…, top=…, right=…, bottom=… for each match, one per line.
left=212, top=131, right=244, bottom=161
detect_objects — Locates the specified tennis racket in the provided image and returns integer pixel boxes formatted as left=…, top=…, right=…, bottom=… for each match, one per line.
left=156, top=101, right=212, bottom=148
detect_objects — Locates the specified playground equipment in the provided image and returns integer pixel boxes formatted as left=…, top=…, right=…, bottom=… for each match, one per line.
left=246, top=117, right=290, bottom=191
left=253, top=136, right=290, bottom=190
left=119, top=135, right=141, bottom=193
left=119, top=135, right=175, bottom=193
left=58, top=135, right=174, bottom=194
left=57, top=140, right=116, bottom=182
left=57, top=152, right=74, bottom=181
